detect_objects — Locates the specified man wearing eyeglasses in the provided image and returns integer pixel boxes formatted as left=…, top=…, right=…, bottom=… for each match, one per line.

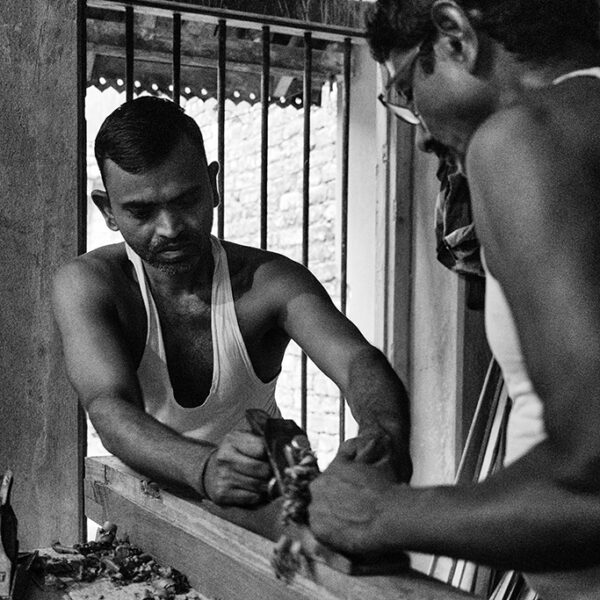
left=310, top=1, right=600, bottom=597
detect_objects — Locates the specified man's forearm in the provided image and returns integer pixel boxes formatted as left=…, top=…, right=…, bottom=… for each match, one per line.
left=342, top=347, right=412, bottom=481
left=380, top=443, right=600, bottom=571
left=87, top=395, right=216, bottom=496
left=345, top=348, right=411, bottom=446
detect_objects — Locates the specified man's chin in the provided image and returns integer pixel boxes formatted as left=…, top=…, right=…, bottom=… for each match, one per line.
left=147, top=257, right=197, bottom=275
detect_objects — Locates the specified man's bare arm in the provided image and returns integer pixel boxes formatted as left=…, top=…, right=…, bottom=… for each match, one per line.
left=311, top=104, right=600, bottom=570
left=52, top=258, right=269, bottom=504
left=266, top=259, right=412, bottom=481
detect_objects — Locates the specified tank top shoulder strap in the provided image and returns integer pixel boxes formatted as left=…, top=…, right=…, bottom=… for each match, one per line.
left=209, top=236, right=262, bottom=379
left=124, top=242, right=166, bottom=358
left=553, top=67, right=600, bottom=85
left=210, top=236, right=233, bottom=306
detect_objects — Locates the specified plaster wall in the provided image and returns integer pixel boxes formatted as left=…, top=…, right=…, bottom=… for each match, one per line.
left=409, top=150, right=461, bottom=486
left=0, top=0, right=83, bottom=548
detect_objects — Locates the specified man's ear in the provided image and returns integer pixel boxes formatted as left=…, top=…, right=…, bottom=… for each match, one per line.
left=207, top=161, right=220, bottom=207
left=431, top=1, right=478, bottom=71
left=91, top=189, right=120, bottom=232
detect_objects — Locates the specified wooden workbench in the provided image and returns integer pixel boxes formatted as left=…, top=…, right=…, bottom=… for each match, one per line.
left=83, top=456, right=476, bottom=600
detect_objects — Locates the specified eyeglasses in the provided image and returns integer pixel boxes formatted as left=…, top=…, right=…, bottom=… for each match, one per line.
left=378, top=45, right=423, bottom=126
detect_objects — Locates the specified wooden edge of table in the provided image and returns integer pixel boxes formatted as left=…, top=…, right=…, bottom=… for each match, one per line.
left=84, top=456, right=477, bottom=600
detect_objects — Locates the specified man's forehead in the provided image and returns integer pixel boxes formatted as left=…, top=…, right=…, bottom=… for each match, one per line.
left=102, top=155, right=206, bottom=204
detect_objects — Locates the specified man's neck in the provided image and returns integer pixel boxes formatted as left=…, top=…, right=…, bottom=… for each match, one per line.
left=495, top=45, right=600, bottom=106
left=457, top=46, right=600, bottom=173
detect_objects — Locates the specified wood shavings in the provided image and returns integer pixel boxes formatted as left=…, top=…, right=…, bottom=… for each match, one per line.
left=34, top=523, right=192, bottom=599
left=271, top=437, right=320, bottom=583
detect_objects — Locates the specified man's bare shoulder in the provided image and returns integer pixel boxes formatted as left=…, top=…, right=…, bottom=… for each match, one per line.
left=220, top=240, right=323, bottom=300
left=469, top=80, right=600, bottom=175
left=221, top=240, right=305, bottom=278
left=466, top=83, right=600, bottom=275
left=53, top=242, right=134, bottom=305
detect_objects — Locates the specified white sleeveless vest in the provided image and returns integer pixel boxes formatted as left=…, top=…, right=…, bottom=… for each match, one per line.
left=125, top=236, right=281, bottom=445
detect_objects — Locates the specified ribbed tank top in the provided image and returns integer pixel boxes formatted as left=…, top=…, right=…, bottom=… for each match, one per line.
left=125, top=236, right=280, bottom=445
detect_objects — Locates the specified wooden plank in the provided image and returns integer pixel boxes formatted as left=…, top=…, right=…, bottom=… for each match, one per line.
left=0, top=0, right=82, bottom=550
left=85, top=457, right=475, bottom=600
left=86, top=457, right=404, bottom=575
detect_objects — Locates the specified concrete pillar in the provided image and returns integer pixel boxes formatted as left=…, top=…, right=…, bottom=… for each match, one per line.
left=0, top=0, right=83, bottom=548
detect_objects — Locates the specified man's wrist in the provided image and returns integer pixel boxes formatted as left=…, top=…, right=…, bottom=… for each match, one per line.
left=197, top=447, right=218, bottom=499
left=184, top=443, right=217, bottom=499
left=357, top=420, right=412, bottom=482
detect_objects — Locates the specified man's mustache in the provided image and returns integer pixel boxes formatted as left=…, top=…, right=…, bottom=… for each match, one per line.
left=151, top=234, right=203, bottom=254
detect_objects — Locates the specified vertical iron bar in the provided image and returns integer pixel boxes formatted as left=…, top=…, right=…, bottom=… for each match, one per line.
left=77, top=0, right=88, bottom=544
left=217, top=19, right=226, bottom=238
left=300, top=31, right=312, bottom=432
left=260, top=26, right=270, bottom=250
left=125, top=5, right=134, bottom=101
left=172, top=13, right=181, bottom=104
left=339, top=37, right=351, bottom=442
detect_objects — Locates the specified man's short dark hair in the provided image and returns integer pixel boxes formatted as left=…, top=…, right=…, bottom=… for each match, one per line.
left=95, top=96, right=208, bottom=181
left=366, top=0, right=600, bottom=64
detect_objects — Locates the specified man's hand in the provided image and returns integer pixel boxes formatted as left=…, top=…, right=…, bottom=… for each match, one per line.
left=358, top=422, right=412, bottom=483
left=309, top=434, right=401, bottom=556
left=203, top=426, right=273, bottom=506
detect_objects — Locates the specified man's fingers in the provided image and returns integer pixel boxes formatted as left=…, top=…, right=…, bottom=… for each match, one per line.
left=232, top=455, right=272, bottom=480
left=215, top=487, right=266, bottom=507
left=228, top=431, right=267, bottom=459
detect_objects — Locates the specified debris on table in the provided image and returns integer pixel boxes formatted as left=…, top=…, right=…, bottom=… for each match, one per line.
left=32, top=522, right=203, bottom=599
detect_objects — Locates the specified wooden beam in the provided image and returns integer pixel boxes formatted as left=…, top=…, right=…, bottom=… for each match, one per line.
left=86, top=18, right=344, bottom=76
left=86, top=50, right=96, bottom=80
left=273, top=35, right=302, bottom=98
left=86, top=0, right=367, bottom=44
left=85, top=457, right=476, bottom=600
left=88, top=42, right=331, bottom=80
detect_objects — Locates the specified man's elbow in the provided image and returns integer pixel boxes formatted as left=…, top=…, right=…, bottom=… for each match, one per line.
left=84, top=395, right=129, bottom=455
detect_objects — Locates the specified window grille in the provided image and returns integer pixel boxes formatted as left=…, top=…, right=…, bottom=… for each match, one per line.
left=84, top=0, right=366, bottom=466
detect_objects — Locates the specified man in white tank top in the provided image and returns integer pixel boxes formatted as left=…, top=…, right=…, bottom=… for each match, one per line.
left=52, top=97, right=413, bottom=508
left=310, top=1, right=600, bottom=597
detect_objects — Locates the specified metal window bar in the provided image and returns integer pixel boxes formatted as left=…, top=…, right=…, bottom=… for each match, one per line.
left=78, top=3, right=88, bottom=257
left=338, top=37, right=352, bottom=441
left=300, top=32, right=313, bottom=432
left=260, top=25, right=270, bottom=251
left=125, top=5, right=134, bottom=101
left=172, top=13, right=181, bottom=104
left=88, top=0, right=362, bottom=452
left=217, top=19, right=226, bottom=239
left=77, top=0, right=89, bottom=544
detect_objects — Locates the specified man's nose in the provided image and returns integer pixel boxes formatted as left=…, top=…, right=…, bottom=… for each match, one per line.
left=155, top=210, right=184, bottom=238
